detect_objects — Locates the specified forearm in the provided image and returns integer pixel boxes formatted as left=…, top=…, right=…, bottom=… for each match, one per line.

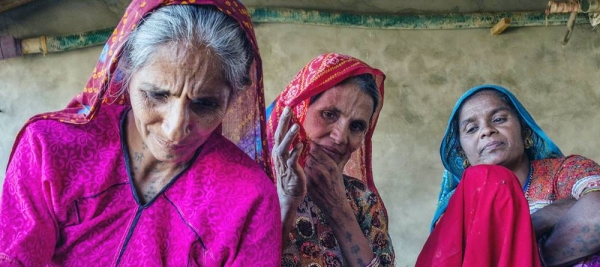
left=280, top=196, right=303, bottom=249
left=531, top=199, right=575, bottom=239
left=326, top=204, right=375, bottom=267
left=541, top=192, right=600, bottom=266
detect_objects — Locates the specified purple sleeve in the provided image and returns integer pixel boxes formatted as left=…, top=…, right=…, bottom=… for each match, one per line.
left=1, top=126, right=57, bottom=266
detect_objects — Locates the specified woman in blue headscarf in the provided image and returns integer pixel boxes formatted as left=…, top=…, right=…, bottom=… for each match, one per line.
left=417, top=85, right=600, bottom=267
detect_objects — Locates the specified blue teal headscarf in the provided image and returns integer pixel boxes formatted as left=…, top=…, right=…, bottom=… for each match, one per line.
left=431, top=84, right=564, bottom=230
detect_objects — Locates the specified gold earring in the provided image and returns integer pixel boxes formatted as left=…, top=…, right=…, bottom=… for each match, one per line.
left=463, top=157, right=470, bottom=168
left=458, top=150, right=470, bottom=168
left=523, top=128, right=533, bottom=149
left=524, top=137, right=533, bottom=149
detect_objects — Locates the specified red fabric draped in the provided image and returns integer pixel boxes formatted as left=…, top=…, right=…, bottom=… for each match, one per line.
left=8, top=0, right=271, bottom=176
left=266, top=53, right=385, bottom=197
left=417, top=165, right=542, bottom=267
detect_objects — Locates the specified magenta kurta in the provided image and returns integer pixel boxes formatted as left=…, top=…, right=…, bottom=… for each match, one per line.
left=0, top=105, right=281, bottom=266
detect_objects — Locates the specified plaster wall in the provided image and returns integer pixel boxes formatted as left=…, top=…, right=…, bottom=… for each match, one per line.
left=1, top=2, right=600, bottom=266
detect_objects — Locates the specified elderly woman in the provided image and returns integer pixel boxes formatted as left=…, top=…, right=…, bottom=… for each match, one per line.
left=267, top=53, right=395, bottom=267
left=0, top=0, right=280, bottom=266
left=417, top=85, right=600, bottom=267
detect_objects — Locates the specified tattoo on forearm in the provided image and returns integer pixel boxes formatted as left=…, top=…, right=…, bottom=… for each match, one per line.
left=556, top=223, right=600, bottom=261
left=345, top=232, right=353, bottom=242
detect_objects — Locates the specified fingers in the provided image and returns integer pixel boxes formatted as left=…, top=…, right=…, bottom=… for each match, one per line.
left=287, top=142, right=304, bottom=172
left=307, top=144, right=336, bottom=167
left=279, top=124, right=299, bottom=155
left=274, top=106, right=292, bottom=146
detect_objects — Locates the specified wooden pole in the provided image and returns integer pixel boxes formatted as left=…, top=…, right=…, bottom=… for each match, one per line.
left=491, top=17, right=511, bottom=35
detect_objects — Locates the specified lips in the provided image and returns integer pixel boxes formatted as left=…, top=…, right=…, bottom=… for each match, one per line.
left=480, top=140, right=504, bottom=154
left=154, top=135, right=188, bottom=151
left=315, top=144, right=345, bottom=162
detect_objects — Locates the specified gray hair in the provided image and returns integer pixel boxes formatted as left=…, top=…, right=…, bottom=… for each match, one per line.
left=310, top=73, right=380, bottom=114
left=117, top=4, right=254, bottom=93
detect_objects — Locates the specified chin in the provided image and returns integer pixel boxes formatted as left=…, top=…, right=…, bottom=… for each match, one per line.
left=152, top=147, right=196, bottom=163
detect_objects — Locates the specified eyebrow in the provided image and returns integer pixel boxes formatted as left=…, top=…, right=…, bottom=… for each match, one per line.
left=141, top=83, right=169, bottom=93
left=458, top=107, right=511, bottom=129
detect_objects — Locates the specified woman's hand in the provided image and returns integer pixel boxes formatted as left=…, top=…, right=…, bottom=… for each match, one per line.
left=304, top=143, right=376, bottom=267
left=273, top=107, right=307, bottom=249
left=272, top=107, right=306, bottom=203
left=304, top=143, right=349, bottom=216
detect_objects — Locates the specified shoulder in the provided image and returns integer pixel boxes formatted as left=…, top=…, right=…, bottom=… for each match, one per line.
left=195, top=133, right=274, bottom=192
left=23, top=105, right=125, bottom=144
left=534, top=155, right=600, bottom=175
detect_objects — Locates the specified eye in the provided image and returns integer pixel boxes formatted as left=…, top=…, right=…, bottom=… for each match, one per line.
left=145, top=91, right=168, bottom=101
left=492, top=117, right=507, bottom=124
left=465, top=125, right=478, bottom=134
left=321, top=110, right=339, bottom=121
left=192, top=98, right=220, bottom=112
left=350, top=121, right=367, bottom=133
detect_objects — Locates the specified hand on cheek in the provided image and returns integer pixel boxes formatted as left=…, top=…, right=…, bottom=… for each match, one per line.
left=304, top=144, right=347, bottom=215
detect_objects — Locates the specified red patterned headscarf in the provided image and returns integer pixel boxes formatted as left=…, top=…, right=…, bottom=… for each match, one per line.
left=10, top=0, right=271, bottom=175
left=267, top=53, right=385, bottom=195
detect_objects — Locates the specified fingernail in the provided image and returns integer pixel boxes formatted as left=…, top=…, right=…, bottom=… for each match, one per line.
left=291, top=124, right=298, bottom=132
left=283, top=106, right=290, bottom=116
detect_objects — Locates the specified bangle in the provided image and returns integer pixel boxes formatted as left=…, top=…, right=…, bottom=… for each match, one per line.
left=365, top=254, right=380, bottom=267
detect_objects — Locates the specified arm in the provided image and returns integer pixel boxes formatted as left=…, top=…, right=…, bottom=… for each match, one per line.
left=540, top=191, right=600, bottom=266
left=531, top=198, right=576, bottom=239
left=304, top=147, right=376, bottom=267
left=271, top=107, right=307, bottom=248
left=0, top=127, right=57, bottom=266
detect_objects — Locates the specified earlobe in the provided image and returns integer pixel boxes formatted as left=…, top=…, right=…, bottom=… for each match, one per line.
left=523, top=128, right=533, bottom=149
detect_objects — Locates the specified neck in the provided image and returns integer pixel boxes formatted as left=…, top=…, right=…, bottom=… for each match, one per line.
left=125, top=110, right=186, bottom=183
left=509, top=155, right=531, bottom=188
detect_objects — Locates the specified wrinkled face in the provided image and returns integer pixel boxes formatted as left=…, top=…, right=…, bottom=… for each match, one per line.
left=303, top=83, right=374, bottom=167
left=458, top=90, right=526, bottom=169
left=128, top=44, right=231, bottom=163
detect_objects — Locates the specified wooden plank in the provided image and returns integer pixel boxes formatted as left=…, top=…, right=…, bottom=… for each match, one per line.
left=491, top=17, right=511, bottom=35
left=0, top=0, right=34, bottom=13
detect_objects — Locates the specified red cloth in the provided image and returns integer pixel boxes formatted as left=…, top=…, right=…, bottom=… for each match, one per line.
left=8, top=0, right=271, bottom=175
left=417, top=165, right=542, bottom=267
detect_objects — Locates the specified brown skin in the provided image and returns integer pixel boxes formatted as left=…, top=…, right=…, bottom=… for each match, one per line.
left=125, top=43, right=231, bottom=204
left=458, top=90, right=600, bottom=266
left=272, top=84, right=375, bottom=267
left=457, top=90, right=530, bottom=185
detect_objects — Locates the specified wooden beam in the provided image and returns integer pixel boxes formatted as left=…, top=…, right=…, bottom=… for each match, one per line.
left=0, top=0, right=34, bottom=13
left=491, top=17, right=511, bottom=35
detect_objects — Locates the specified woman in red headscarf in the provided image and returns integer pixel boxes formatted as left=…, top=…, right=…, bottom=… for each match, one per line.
left=0, top=0, right=280, bottom=266
left=268, top=53, right=395, bottom=267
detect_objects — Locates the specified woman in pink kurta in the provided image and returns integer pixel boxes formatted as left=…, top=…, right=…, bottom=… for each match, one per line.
left=0, top=0, right=280, bottom=266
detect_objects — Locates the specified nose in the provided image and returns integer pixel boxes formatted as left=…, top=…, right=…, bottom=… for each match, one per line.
left=479, top=122, right=497, bottom=138
left=329, top=122, right=349, bottom=145
left=162, top=102, right=191, bottom=142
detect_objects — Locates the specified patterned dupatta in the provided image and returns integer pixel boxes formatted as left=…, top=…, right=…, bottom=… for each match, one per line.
left=267, top=53, right=386, bottom=210
left=8, top=0, right=271, bottom=176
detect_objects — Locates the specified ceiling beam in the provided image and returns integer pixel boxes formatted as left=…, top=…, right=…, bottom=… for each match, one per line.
left=0, top=0, right=34, bottom=13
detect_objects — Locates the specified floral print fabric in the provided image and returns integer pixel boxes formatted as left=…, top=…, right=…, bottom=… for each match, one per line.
left=282, top=176, right=395, bottom=267
left=0, top=105, right=281, bottom=266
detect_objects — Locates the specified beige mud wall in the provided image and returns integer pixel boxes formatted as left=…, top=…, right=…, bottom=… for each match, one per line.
left=1, top=3, right=600, bottom=267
